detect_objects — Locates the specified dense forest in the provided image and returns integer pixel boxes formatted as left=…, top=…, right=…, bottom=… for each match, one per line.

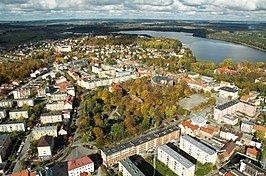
left=79, top=77, right=192, bottom=147
left=0, top=59, right=44, bottom=85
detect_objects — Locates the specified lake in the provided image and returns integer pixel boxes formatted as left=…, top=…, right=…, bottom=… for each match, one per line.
left=118, top=30, right=266, bottom=63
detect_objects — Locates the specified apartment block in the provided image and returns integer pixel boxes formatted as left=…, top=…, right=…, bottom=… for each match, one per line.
left=32, top=126, right=58, bottom=140
left=101, top=126, right=180, bottom=167
left=16, top=98, right=35, bottom=107
left=40, top=112, right=62, bottom=124
left=179, top=135, right=217, bottom=164
left=0, top=109, right=7, bottom=119
left=13, top=88, right=31, bottom=99
left=0, top=100, right=13, bottom=108
left=158, top=144, right=195, bottom=176
left=9, top=110, right=29, bottom=119
left=214, top=100, right=256, bottom=122
left=0, top=122, right=25, bottom=132
left=119, top=158, right=145, bottom=176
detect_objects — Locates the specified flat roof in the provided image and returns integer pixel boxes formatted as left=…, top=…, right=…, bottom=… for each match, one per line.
left=159, top=144, right=194, bottom=169
left=102, top=126, right=179, bottom=156
left=32, top=126, right=57, bottom=132
left=219, top=86, right=238, bottom=93
left=216, top=100, right=239, bottom=111
left=119, top=158, right=145, bottom=176
left=181, top=135, right=217, bottom=155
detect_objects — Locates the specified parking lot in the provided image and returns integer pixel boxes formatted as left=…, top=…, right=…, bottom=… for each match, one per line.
left=177, top=94, right=208, bottom=110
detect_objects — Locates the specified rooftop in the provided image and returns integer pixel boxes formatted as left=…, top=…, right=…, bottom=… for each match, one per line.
left=219, top=86, right=238, bottom=93
left=32, top=126, right=57, bottom=132
left=119, top=158, right=145, bottom=176
left=37, top=136, right=53, bottom=147
left=216, top=100, right=239, bottom=111
left=181, top=135, right=217, bottom=155
left=67, top=156, right=94, bottom=171
left=0, top=134, right=10, bottom=146
left=159, top=144, right=194, bottom=168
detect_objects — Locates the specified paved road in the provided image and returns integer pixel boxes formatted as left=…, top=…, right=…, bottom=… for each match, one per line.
left=12, top=133, right=32, bottom=174
left=64, top=104, right=97, bottom=161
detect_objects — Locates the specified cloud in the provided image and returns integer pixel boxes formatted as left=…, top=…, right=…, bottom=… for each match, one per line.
left=0, top=0, right=265, bottom=20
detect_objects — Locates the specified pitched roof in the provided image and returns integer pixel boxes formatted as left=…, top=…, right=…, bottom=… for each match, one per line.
left=221, top=142, right=236, bottom=154
left=67, top=156, right=94, bottom=171
left=246, top=147, right=259, bottom=157
left=37, top=135, right=53, bottom=147
left=240, top=94, right=257, bottom=102
left=200, top=127, right=214, bottom=135
left=11, top=170, right=36, bottom=176
left=253, top=125, right=266, bottom=132
left=181, top=120, right=199, bottom=132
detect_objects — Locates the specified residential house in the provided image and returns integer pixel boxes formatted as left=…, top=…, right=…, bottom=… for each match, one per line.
left=240, top=159, right=266, bottom=176
left=0, top=99, right=13, bottom=108
left=32, top=126, right=58, bottom=140
left=45, top=101, right=65, bottom=111
left=118, top=157, right=145, bottom=176
left=246, top=147, right=259, bottom=159
left=0, top=122, right=25, bottom=132
left=179, top=135, right=217, bottom=164
left=11, top=170, right=37, bottom=176
left=67, top=156, right=94, bottom=176
left=0, top=134, right=11, bottom=163
left=241, top=121, right=255, bottom=133
left=50, top=92, right=67, bottom=101
left=37, top=136, right=54, bottom=158
left=16, top=98, right=34, bottom=107
left=158, top=144, right=195, bottom=176
left=56, top=45, right=72, bottom=52
left=9, top=110, right=28, bottom=119
left=200, top=127, right=215, bottom=138
left=178, top=120, right=200, bottom=137
left=58, top=125, right=68, bottom=136
left=220, top=128, right=243, bottom=142
left=62, top=110, right=71, bottom=119
left=214, top=67, right=238, bottom=75
left=40, top=112, right=62, bottom=124
left=218, top=142, right=236, bottom=162
left=0, top=109, right=6, bottom=119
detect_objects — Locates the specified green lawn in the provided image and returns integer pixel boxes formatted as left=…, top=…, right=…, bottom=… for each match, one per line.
left=147, top=157, right=177, bottom=176
left=195, top=163, right=215, bottom=176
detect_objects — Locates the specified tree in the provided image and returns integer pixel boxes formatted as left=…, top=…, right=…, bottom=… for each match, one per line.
left=205, top=91, right=211, bottom=98
left=208, top=97, right=216, bottom=105
left=81, top=131, right=94, bottom=143
left=256, top=131, right=265, bottom=141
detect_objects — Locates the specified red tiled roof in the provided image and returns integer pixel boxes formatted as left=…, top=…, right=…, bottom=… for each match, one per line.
left=181, top=120, right=199, bottom=132
left=200, top=127, right=214, bottom=135
left=111, top=83, right=123, bottom=90
left=67, top=156, right=93, bottom=171
left=253, top=125, right=266, bottom=132
left=12, top=170, right=36, bottom=176
left=246, top=147, right=259, bottom=157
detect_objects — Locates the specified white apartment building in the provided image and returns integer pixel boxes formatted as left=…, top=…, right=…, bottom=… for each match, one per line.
left=180, top=135, right=217, bottom=164
left=67, top=156, right=94, bottom=176
left=158, top=144, right=195, bottom=176
left=50, top=92, right=67, bottom=101
left=16, top=98, right=34, bottom=107
left=45, top=101, right=65, bottom=111
left=9, top=110, right=29, bottom=119
left=0, top=122, right=25, bottom=132
left=56, top=45, right=72, bottom=52
left=0, top=100, right=13, bottom=108
left=0, top=109, right=7, bottom=119
left=119, top=158, right=145, bottom=176
left=218, top=86, right=238, bottom=99
left=40, top=113, right=62, bottom=124
left=32, top=126, right=58, bottom=140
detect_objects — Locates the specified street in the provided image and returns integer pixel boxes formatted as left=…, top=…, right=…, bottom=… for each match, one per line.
left=12, top=133, right=32, bottom=174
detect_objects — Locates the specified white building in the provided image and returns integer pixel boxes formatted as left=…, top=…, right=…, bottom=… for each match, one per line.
left=0, top=122, right=25, bottom=132
left=50, top=92, right=67, bottom=101
left=223, top=114, right=238, bottom=125
left=16, top=98, right=34, bottom=107
left=0, top=100, right=13, bottom=108
left=40, top=113, right=62, bottom=124
left=67, top=156, right=94, bottom=176
left=56, top=45, right=72, bottom=52
left=0, top=109, right=7, bottom=119
left=158, top=144, right=195, bottom=176
left=32, top=126, right=58, bottom=140
left=9, top=110, right=29, bottom=119
left=240, top=120, right=254, bottom=133
left=180, top=135, right=217, bottom=164
left=45, top=101, right=65, bottom=111
left=37, top=136, right=54, bottom=158
left=118, top=158, right=145, bottom=176
left=218, top=86, right=238, bottom=99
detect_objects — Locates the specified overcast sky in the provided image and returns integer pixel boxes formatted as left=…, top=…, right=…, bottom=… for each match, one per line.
left=0, top=0, right=265, bottom=21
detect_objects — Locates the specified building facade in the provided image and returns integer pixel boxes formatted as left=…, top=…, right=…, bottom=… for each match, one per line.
left=179, top=135, right=217, bottom=164
left=32, top=126, right=58, bottom=140
left=101, top=126, right=180, bottom=167
left=16, top=98, right=35, bottom=107
left=67, top=156, right=94, bottom=176
left=40, top=113, right=62, bottom=124
left=158, top=144, right=195, bottom=176
left=118, top=158, right=145, bottom=176
left=0, top=122, right=25, bottom=132
left=37, top=136, right=54, bottom=158
left=9, top=110, right=29, bottom=119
